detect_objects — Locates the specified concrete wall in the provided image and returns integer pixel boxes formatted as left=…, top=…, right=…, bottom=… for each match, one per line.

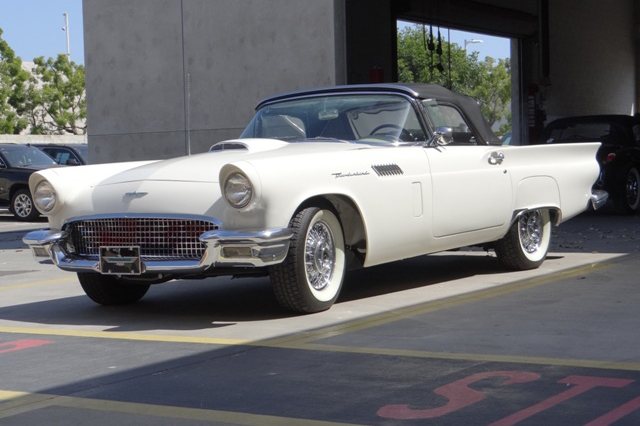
left=545, top=0, right=635, bottom=122
left=83, top=0, right=346, bottom=163
left=83, top=0, right=640, bottom=156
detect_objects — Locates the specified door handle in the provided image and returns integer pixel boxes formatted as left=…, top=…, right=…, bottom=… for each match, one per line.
left=488, top=152, right=505, bottom=165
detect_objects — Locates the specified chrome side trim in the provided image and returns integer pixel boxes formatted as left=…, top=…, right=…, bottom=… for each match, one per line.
left=508, top=206, right=560, bottom=229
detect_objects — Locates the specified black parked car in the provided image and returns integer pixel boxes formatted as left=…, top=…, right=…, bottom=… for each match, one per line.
left=31, top=143, right=89, bottom=165
left=541, top=115, right=640, bottom=214
left=0, top=144, right=62, bottom=220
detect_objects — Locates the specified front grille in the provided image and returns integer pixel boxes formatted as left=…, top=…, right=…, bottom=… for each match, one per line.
left=67, top=217, right=219, bottom=261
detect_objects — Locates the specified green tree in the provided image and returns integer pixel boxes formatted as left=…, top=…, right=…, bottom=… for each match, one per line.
left=0, top=29, right=29, bottom=133
left=397, top=24, right=511, bottom=131
left=29, top=54, right=86, bottom=134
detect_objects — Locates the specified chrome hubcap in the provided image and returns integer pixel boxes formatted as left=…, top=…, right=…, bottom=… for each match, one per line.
left=14, top=194, right=32, bottom=218
left=519, top=211, right=542, bottom=254
left=304, top=221, right=335, bottom=291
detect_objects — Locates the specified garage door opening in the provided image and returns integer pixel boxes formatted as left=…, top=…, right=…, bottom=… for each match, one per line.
left=397, top=20, right=512, bottom=142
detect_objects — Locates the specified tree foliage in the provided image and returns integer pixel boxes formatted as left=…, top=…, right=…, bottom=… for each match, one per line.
left=0, top=29, right=86, bottom=135
left=29, top=55, right=86, bottom=134
left=397, top=24, right=511, bottom=132
left=0, top=29, right=29, bottom=134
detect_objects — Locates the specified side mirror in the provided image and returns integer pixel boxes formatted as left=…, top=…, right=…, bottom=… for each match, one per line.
left=427, top=126, right=454, bottom=146
left=66, top=158, right=81, bottom=166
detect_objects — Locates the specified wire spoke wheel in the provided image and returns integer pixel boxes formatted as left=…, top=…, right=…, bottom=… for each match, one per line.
left=304, top=220, right=336, bottom=291
left=518, top=210, right=543, bottom=254
left=270, top=206, right=345, bottom=313
left=495, top=209, right=551, bottom=270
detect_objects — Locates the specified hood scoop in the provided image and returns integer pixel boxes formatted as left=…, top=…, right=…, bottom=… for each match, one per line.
left=209, top=138, right=289, bottom=154
left=209, top=141, right=249, bottom=152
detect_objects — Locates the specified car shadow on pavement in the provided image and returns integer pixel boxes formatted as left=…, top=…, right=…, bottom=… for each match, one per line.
left=0, top=251, right=514, bottom=332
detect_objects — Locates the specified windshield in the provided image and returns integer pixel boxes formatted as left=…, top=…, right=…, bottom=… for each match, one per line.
left=0, top=145, right=57, bottom=167
left=240, top=94, right=427, bottom=143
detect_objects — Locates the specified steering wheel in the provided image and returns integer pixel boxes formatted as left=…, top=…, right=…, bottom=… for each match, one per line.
left=369, top=124, right=416, bottom=142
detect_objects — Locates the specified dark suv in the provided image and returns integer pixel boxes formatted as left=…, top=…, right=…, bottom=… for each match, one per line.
left=32, top=143, right=89, bottom=165
left=0, top=143, right=61, bottom=220
left=541, top=115, right=640, bottom=214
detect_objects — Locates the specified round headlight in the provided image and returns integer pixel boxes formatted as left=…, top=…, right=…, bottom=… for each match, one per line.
left=224, top=173, right=253, bottom=208
left=34, top=180, right=57, bottom=212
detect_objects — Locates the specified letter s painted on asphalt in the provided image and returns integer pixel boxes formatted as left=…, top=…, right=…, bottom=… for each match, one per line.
left=378, top=371, right=541, bottom=419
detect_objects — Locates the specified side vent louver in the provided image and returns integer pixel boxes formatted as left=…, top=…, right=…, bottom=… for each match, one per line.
left=372, top=164, right=404, bottom=177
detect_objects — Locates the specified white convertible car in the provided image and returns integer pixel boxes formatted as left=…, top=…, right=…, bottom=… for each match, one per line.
left=24, top=84, right=606, bottom=313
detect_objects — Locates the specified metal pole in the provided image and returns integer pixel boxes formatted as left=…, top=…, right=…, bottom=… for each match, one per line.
left=63, top=12, right=70, bottom=59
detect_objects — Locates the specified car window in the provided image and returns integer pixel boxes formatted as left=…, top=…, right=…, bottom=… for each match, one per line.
left=43, top=148, right=75, bottom=165
left=241, top=94, right=426, bottom=143
left=423, top=100, right=477, bottom=144
left=0, top=146, right=57, bottom=167
left=546, top=122, right=626, bottom=145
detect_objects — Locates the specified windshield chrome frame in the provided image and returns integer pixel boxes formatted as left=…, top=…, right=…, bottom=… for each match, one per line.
left=250, top=90, right=432, bottom=148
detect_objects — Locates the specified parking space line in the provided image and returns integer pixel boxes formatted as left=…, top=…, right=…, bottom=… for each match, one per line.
left=1, top=260, right=635, bottom=372
left=0, top=326, right=251, bottom=346
left=0, top=277, right=75, bottom=291
left=285, top=342, right=640, bottom=371
left=0, top=390, right=366, bottom=425
left=262, top=261, right=615, bottom=348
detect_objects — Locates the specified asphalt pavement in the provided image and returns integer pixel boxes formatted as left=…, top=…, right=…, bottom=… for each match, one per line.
left=1, top=204, right=640, bottom=426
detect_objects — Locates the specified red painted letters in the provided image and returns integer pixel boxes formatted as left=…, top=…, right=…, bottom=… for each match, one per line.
left=377, top=371, right=541, bottom=419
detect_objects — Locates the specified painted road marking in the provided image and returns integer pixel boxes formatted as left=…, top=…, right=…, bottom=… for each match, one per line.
left=4, top=374, right=640, bottom=425
left=0, top=339, right=53, bottom=354
left=262, top=261, right=615, bottom=348
left=0, top=277, right=75, bottom=291
left=375, top=372, right=640, bottom=425
left=0, top=390, right=365, bottom=425
left=0, top=327, right=250, bottom=346
left=0, top=260, right=633, bottom=371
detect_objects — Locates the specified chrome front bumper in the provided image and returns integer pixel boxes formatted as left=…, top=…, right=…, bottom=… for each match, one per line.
left=23, top=227, right=293, bottom=275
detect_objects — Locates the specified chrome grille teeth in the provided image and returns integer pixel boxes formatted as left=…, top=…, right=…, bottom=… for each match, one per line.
left=68, top=218, right=218, bottom=261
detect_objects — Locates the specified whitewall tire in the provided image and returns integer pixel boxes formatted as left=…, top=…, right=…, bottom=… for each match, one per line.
left=270, top=206, right=346, bottom=313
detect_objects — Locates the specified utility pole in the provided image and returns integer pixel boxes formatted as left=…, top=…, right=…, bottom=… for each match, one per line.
left=62, top=12, right=70, bottom=59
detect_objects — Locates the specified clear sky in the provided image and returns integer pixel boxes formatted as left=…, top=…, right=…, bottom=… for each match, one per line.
left=398, top=20, right=511, bottom=61
left=0, top=0, right=84, bottom=64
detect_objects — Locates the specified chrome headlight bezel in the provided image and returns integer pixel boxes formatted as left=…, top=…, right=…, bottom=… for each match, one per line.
left=33, top=180, right=57, bottom=212
left=223, top=172, right=253, bottom=209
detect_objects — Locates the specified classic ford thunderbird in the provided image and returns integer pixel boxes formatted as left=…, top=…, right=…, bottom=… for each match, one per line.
left=24, top=84, right=606, bottom=313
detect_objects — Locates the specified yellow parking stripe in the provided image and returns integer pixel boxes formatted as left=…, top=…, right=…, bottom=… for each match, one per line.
left=0, top=277, right=75, bottom=290
left=0, top=390, right=366, bottom=425
left=0, top=327, right=250, bottom=346
left=287, top=343, right=640, bottom=372
left=262, top=261, right=614, bottom=347
left=0, top=260, right=631, bottom=372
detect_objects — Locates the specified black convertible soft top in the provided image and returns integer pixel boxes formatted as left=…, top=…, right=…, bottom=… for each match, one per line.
left=257, top=83, right=501, bottom=145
